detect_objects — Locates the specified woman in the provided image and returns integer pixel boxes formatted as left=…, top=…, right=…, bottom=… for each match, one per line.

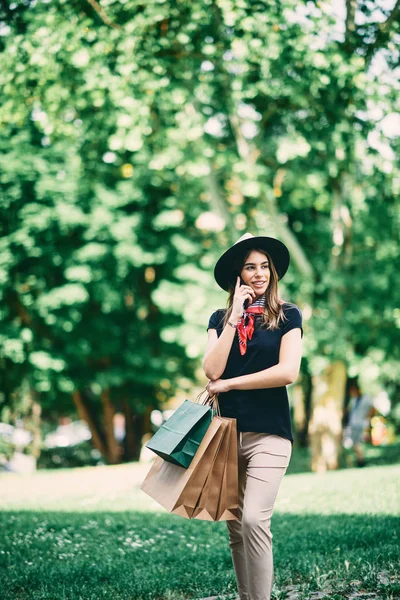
left=203, top=233, right=303, bottom=600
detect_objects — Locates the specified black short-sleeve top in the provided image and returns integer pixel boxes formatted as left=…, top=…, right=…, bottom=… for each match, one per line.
left=206, top=303, right=303, bottom=443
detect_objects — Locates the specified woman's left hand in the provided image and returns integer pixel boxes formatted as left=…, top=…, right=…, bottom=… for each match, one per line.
left=206, top=378, right=232, bottom=395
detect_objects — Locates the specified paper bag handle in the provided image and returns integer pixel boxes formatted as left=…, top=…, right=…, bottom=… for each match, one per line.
left=195, top=389, right=221, bottom=417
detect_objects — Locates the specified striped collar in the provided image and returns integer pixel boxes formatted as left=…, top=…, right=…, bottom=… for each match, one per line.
left=248, top=292, right=266, bottom=309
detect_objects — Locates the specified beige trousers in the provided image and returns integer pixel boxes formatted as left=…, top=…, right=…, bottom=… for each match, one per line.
left=226, top=431, right=292, bottom=600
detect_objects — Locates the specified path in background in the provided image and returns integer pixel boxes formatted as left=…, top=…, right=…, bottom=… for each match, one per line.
left=0, top=460, right=399, bottom=515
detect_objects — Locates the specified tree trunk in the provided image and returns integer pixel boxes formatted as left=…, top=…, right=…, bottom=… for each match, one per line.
left=31, top=399, right=42, bottom=460
left=101, top=388, right=121, bottom=464
left=72, top=390, right=108, bottom=458
left=345, top=0, right=357, bottom=48
left=123, top=401, right=151, bottom=462
left=122, top=400, right=136, bottom=461
left=308, top=361, right=347, bottom=472
left=292, top=380, right=305, bottom=439
left=292, top=367, right=313, bottom=448
left=297, top=367, right=313, bottom=448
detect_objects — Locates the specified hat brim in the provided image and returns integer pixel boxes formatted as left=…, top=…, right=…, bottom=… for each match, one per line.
left=213, top=236, right=290, bottom=291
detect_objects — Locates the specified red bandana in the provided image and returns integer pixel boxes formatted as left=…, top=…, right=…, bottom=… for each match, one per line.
left=237, top=305, right=264, bottom=356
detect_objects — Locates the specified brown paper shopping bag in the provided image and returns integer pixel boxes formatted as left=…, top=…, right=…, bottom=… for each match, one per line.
left=192, top=417, right=239, bottom=522
left=217, top=418, right=239, bottom=521
left=175, top=416, right=228, bottom=519
left=192, top=417, right=232, bottom=521
left=140, top=416, right=227, bottom=519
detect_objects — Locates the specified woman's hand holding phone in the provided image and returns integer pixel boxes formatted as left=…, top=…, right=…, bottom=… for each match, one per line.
left=231, top=276, right=256, bottom=321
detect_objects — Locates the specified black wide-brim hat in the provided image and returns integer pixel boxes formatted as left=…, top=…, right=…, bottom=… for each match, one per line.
left=214, top=232, right=290, bottom=291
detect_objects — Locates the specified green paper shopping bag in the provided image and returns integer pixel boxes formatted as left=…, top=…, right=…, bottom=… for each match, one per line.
left=145, top=392, right=216, bottom=468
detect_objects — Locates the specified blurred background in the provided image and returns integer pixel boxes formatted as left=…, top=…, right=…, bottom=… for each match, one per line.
left=1, top=0, right=399, bottom=476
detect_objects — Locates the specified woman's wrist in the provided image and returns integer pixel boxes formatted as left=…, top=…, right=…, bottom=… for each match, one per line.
left=229, top=313, right=242, bottom=324
left=226, top=378, right=236, bottom=391
left=218, top=378, right=235, bottom=392
left=227, top=317, right=240, bottom=330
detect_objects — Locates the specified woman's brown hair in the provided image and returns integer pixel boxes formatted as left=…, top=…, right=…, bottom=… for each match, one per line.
left=222, top=248, right=288, bottom=330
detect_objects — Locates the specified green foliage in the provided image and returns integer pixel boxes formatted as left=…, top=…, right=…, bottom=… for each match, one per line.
left=1, top=0, right=400, bottom=454
left=38, top=441, right=104, bottom=469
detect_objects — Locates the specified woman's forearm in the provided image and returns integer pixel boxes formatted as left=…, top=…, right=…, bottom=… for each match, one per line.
left=202, top=318, right=240, bottom=381
left=226, top=363, right=293, bottom=391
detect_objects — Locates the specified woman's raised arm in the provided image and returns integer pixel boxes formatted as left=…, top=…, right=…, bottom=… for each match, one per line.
left=202, top=276, right=255, bottom=381
left=202, top=325, right=236, bottom=381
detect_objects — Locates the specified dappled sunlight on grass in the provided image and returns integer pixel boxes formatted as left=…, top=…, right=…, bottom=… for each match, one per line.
left=0, top=461, right=399, bottom=598
left=0, top=459, right=399, bottom=516
left=278, top=464, right=400, bottom=516
left=0, top=461, right=154, bottom=512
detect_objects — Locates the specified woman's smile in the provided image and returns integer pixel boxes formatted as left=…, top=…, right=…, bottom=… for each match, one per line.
left=241, top=250, right=271, bottom=292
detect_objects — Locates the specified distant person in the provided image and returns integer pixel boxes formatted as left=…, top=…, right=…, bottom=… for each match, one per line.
left=203, top=233, right=303, bottom=600
left=346, top=382, right=375, bottom=467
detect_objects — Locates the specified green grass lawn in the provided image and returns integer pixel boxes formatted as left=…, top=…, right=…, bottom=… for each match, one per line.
left=0, top=454, right=399, bottom=600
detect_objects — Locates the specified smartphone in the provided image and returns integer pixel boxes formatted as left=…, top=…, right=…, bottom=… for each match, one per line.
left=240, top=277, right=250, bottom=310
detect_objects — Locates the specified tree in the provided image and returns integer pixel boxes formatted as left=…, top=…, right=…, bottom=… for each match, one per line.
left=1, top=0, right=399, bottom=469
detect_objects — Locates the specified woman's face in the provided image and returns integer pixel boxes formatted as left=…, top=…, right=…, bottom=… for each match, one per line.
left=240, top=250, right=270, bottom=298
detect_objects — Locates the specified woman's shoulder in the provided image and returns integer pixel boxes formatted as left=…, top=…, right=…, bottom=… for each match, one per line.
left=209, top=308, right=226, bottom=316
left=281, top=300, right=301, bottom=311
left=280, top=301, right=303, bottom=317
left=207, top=308, right=226, bottom=330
